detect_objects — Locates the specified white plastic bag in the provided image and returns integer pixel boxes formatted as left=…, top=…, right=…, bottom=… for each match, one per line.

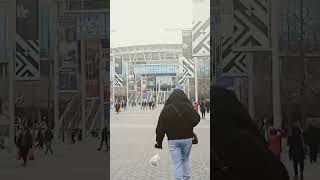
left=150, top=153, right=160, bottom=166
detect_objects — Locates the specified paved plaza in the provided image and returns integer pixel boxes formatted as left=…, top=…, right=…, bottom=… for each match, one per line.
left=0, top=137, right=108, bottom=180
left=110, top=105, right=210, bottom=180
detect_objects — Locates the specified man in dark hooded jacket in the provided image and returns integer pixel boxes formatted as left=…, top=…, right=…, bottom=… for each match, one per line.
left=155, top=89, right=200, bottom=180
left=211, top=86, right=289, bottom=180
left=17, top=127, right=33, bottom=166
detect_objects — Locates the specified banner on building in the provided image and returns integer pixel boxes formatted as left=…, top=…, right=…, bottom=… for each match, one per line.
left=16, top=0, right=40, bottom=80
left=179, top=30, right=195, bottom=81
left=59, top=16, right=77, bottom=69
left=77, top=13, right=107, bottom=39
left=217, top=0, right=270, bottom=77
left=87, top=40, right=100, bottom=80
left=134, top=64, right=177, bottom=75
left=141, top=77, right=147, bottom=93
left=114, top=55, right=123, bottom=86
left=86, top=80, right=99, bottom=97
left=192, top=0, right=210, bottom=57
left=128, top=67, right=135, bottom=91
left=136, top=74, right=141, bottom=92
left=59, top=70, right=77, bottom=90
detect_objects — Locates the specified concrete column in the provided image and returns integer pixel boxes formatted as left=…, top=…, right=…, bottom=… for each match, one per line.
left=81, top=40, right=86, bottom=140
left=271, top=0, right=282, bottom=129
left=247, top=53, right=255, bottom=119
left=51, top=0, right=59, bottom=141
left=8, top=0, right=16, bottom=153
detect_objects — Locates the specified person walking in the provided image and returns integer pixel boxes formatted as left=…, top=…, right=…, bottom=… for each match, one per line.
left=44, top=128, right=54, bottom=155
left=211, top=86, right=289, bottom=180
left=16, top=127, right=33, bottom=166
left=71, top=129, right=76, bottom=144
left=97, top=126, right=109, bottom=151
left=288, top=120, right=305, bottom=180
left=34, top=128, right=44, bottom=150
left=193, top=101, right=198, bottom=112
left=305, top=123, right=318, bottom=164
left=115, top=103, right=120, bottom=114
left=205, top=100, right=210, bottom=113
left=155, top=89, right=200, bottom=180
left=200, top=99, right=206, bottom=119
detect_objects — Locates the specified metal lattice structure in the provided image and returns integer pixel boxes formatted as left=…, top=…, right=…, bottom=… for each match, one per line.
left=111, top=44, right=182, bottom=63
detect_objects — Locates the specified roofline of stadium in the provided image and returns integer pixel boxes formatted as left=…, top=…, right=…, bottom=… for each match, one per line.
left=111, top=43, right=182, bottom=50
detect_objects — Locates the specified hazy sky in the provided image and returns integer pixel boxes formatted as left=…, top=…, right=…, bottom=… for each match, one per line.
left=111, top=0, right=193, bottom=47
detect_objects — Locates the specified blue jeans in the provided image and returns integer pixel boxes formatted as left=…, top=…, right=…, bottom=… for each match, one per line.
left=168, top=138, right=193, bottom=180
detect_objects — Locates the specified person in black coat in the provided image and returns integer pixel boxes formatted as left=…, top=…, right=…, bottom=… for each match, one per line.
left=305, top=124, right=318, bottom=164
left=288, top=123, right=305, bottom=179
left=211, top=86, right=289, bottom=180
left=44, top=128, right=54, bottom=155
left=97, top=126, right=109, bottom=151
left=155, top=89, right=200, bottom=179
left=17, top=127, right=33, bottom=166
left=34, top=128, right=44, bottom=150
left=200, top=99, right=206, bottom=119
left=205, top=100, right=210, bottom=113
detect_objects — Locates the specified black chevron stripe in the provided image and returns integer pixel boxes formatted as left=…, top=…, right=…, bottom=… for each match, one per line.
left=223, top=52, right=245, bottom=73
left=17, top=35, right=40, bottom=55
left=25, top=40, right=40, bottom=54
left=192, top=21, right=202, bottom=31
left=222, top=37, right=232, bottom=47
left=193, top=34, right=210, bottom=54
left=33, top=40, right=40, bottom=47
left=16, top=43, right=40, bottom=70
left=21, top=70, right=35, bottom=77
left=241, top=35, right=262, bottom=46
left=222, top=43, right=233, bottom=59
left=238, top=54, right=247, bottom=67
left=234, top=15, right=249, bottom=44
left=16, top=55, right=27, bottom=75
left=254, top=0, right=268, bottom=14
left=234, top=0, right=268, bottom=37
left=192, top=18, right=210, bottom=41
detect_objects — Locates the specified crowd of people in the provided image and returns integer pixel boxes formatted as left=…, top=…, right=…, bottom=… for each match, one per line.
left=192, top=98, right=210, bottom=119
left=15, top=126, right=54, bottom=166
left=140, top=100, right=155, bottom=110
left=258, top=115, right=320, bottom=180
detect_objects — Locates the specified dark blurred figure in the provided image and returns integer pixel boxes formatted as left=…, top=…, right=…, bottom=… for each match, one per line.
left=205, top=100, right=210, bottom=113
left=34, top=128, right=44, bottom=150
left=115, top=103, right=121, bottom=114
left=44, top=128, right=54, bottom=155
left=17, top=127, right=33, bottom=166
left=71, top=129, right=76, bottom=144
left=97, top=126, right=109, bottom=151
left=305, top=123, right=318, bottom=164
left=200, top=99, right=206, bottom=119
left=288, top=121, right=305, bottom=180
left=211, top=86, right=289, bottom=180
